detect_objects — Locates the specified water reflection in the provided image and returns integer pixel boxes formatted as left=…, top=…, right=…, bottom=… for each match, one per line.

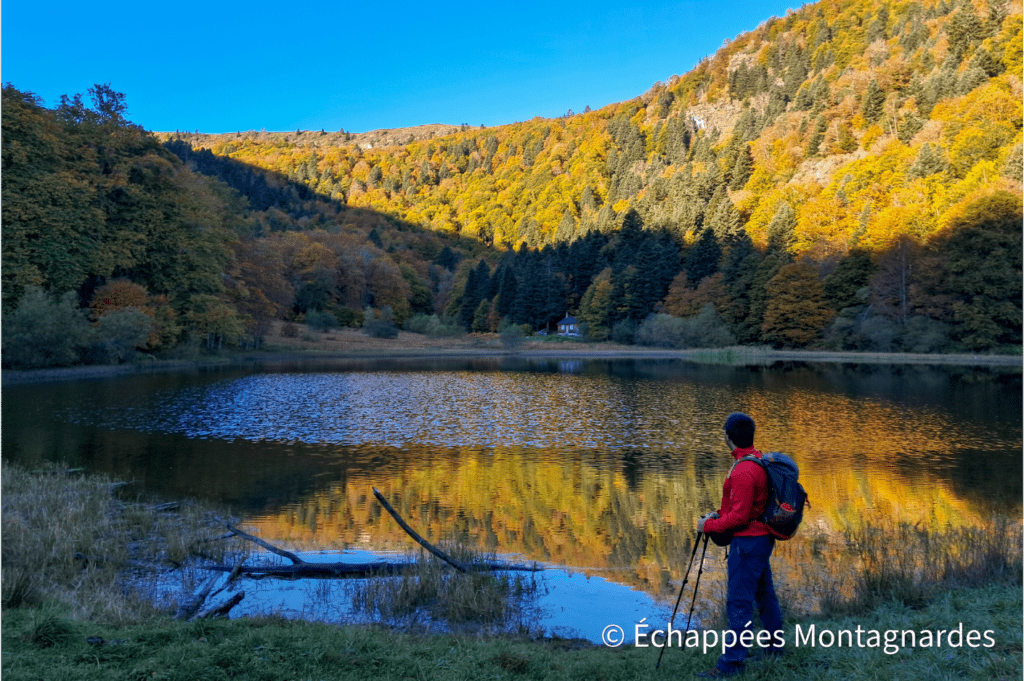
left=2, top=358, right=1020, bottom=624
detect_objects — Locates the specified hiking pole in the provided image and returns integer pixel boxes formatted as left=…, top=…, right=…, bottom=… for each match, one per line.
left=682, top=533, right=711, bottom=637
left=655, top=531, right=704, bottom=670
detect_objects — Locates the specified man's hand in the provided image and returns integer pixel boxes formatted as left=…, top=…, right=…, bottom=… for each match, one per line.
left=696, top=511, right=719, bottom=533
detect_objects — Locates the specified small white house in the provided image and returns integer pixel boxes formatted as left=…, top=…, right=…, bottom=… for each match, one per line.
left=557, top=315, right=581, bottom=336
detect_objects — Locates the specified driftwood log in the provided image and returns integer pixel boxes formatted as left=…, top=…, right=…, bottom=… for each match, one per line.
left=175, top=561, right=246, bottom=620
left=194, top=489, right=542, bottom=580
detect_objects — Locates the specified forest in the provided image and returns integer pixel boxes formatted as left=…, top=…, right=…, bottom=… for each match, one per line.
left=2, top=0, right=1021, bottom=367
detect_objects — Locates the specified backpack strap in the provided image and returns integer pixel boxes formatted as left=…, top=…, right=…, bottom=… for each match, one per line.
left=728, top=454, right=766, bottom=478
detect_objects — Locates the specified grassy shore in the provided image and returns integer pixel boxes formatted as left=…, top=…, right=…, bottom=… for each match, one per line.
left=3, top=583, right=1020, bottom=680
left=3, top=464, right=1021, bottom=680
left=3, top=326, right=1020, bottom=386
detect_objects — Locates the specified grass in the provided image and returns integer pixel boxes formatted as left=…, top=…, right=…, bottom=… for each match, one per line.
left=760, top=518, right=1024, bottom=622
left=1, top=461, right=235, bottom=624
left=347, top=543, right=543, bottom=633
left=2, top=583, right=1020, bottom=680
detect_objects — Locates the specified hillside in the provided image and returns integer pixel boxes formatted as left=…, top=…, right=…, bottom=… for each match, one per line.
left=2, top=0, right=1021, bottom=366
left=1, top=85, right=477, bottom=367
left=170, top=0, right=1022, bottom=254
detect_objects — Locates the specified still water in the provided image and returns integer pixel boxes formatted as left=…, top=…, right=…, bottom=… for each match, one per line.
left=3, top=357, right=1020, bottom=640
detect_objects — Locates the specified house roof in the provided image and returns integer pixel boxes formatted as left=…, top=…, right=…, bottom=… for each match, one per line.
left=557, top=316, right=578, bottom=325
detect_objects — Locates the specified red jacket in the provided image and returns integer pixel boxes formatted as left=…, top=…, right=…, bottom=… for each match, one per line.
left=702, top=446, right=772, bottom=538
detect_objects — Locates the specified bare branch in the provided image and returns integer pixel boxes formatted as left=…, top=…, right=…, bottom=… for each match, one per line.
left=372, top=487, right=466, bottom=573
left=226, top=524, right=305, bottom=565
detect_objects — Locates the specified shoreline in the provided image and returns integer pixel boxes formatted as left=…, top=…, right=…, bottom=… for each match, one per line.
left=2, top=341, right=1020, bottom=386
left=4, top=582, right=1021, bottom=680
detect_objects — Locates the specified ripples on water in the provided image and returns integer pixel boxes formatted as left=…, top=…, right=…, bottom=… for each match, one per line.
left=62, top=367, right=1017, bottom=462
left=65, top=371, right=739, bottom=452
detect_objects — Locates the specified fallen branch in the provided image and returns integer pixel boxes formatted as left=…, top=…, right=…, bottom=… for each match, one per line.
left=226, top=524, right=305, bottom=565
left=209, top=561, right=245, bottom=601
left=196, top=591, right=245, bottom=619
left=194, top=511, right=543, bottom=580
left=372, top=486, right=466, bottom=572
left=196, top=561, right=418, bottom=578
left=175, top=573, right=220, bottom=621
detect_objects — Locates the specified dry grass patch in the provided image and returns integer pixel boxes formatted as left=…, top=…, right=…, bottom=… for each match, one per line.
left=1, top=462, right=233, bottom=624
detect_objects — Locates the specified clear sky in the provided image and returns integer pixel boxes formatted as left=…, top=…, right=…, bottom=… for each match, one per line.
left=3, top=1, right=797, bottom=134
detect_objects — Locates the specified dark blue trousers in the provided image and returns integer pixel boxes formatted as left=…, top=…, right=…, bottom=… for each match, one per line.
left=717, top=534, right=783, bottom=673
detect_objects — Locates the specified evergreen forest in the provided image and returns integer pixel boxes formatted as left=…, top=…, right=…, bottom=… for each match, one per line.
left=3, top=0, right=1022, bottom=367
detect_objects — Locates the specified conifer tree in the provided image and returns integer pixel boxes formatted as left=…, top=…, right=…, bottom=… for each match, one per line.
left=807, top=116, right=828, bottom=156
left=766, top=203, right=797, bottom=256
left=916, top=191, right=1022, bottom=349
left=744, top=253, right=784, bottom=341
left=823, top=250, right=874, bottom=311
left=861, top=80, right=886, bottom=123
left=685, top=228, right=722, bottom=285
left=495, top=265, right=518, bottom=318
left=708, top=197, right=742, bottom=239
left=555, top=211, right=577, bottom=243
left=472, top=299, right=491, bottom=332
left=730, top=144, right=754, bottom=189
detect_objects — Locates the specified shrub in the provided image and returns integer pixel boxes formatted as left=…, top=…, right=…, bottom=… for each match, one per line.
left=362, top=306, right=399, bottom=339
left=87, top=309, right=155, bottom=364
left=334, top=307, right=363, bottom=328
left=610, top=319, right=637, bottom=345
left=304, top=310, right=340, bottom=332
left=899, top=315, right=954, bottom=353
left=1, top=287, right=92, bottom=368
left=404, top=314, right=463, bottom=338
left=498, top=321, right=524, bottom=351
left=825, top=313, right=954, bottom=353
left=635, top=313, right=687, bottom=348
left=691, top=303, right=737, bottom=347
left=859, top=316, right=897, bottom=352
left=635, top=305, right=736, bottom=349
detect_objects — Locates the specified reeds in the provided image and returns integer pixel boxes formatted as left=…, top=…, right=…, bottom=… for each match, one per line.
left=794, top=518, right=1023, bottom=617
left=1, top=462, right=232, bottom=624
left=346, top=542, right=543, bottom=632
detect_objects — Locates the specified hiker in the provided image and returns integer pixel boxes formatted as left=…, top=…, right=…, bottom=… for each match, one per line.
left=695, top=412, right=784, bottom=677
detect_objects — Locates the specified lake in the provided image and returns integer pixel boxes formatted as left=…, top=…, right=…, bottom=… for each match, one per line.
left=3, top=357, right=1020, bottom=641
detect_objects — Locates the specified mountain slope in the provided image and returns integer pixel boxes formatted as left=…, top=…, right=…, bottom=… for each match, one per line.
left=171, top=0, right=1021, bottom=256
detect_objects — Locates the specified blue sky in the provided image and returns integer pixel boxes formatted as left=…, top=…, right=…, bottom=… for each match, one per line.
left=3, top=1, right=796, bottom=133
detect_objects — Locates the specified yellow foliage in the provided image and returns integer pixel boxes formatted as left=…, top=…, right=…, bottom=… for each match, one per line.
left=746, top=183, right=820, bottom=248
left=795, top=192, right=856, bottom=252
left=861, top=124, right=884, bottom=150
left=936, top=170, right=1020, bottom=231
left=996, top=12, right=1023, bottom=77
left=863, top=203, right=930, bottom=249
left=932, top=80, right=1023, bottom=132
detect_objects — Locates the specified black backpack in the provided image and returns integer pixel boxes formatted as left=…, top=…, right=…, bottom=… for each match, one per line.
left=738, top=452, right=808, bottom=540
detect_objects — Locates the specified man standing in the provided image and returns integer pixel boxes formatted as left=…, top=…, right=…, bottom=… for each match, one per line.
left=696, top=412, right=783, bottom=677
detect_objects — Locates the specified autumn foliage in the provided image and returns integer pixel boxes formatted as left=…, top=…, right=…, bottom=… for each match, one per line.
left=3, top=0, right=1022, bottom=364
